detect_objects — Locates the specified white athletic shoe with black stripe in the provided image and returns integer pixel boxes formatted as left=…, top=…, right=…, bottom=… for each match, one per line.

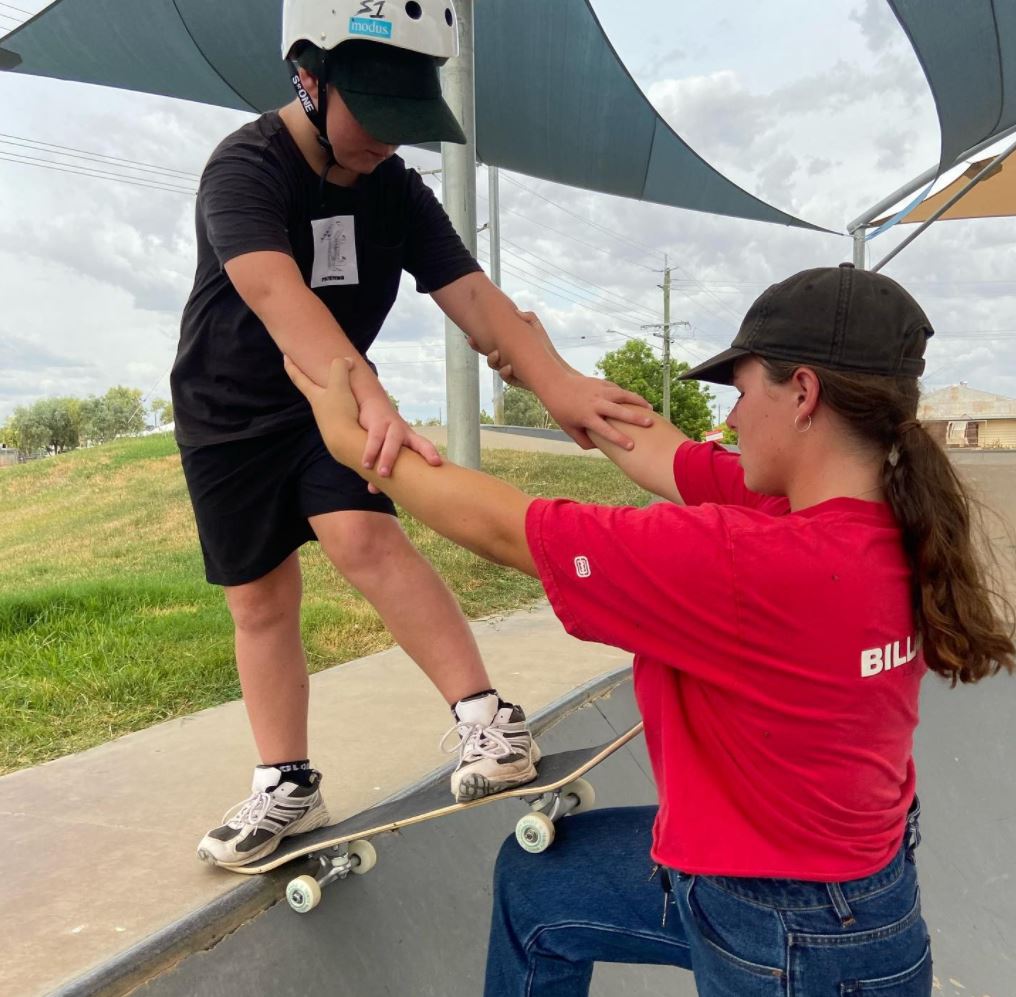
left=196, top=766, right=330, bottom=867
left=445, top=694, right=541, bottom=803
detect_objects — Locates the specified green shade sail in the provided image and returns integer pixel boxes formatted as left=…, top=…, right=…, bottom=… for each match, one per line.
left=0, top=0, right=829, bottom=231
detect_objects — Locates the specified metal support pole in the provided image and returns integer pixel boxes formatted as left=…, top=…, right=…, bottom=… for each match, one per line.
left=852, top=229, right=866, bottom=269
left=440, top=0, right=479, bottom=468
left=871, top=135, right=1016, bottom=274
left=488, top=165, right=504, bottom=425
left=661, top=261, right=671, bottom=424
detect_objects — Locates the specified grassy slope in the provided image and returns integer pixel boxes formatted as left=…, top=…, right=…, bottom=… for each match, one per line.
left=0, top=434, right=649, bottom=772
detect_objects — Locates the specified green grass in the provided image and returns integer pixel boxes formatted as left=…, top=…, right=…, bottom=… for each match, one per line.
left=0, top=434, right=649, bottom=773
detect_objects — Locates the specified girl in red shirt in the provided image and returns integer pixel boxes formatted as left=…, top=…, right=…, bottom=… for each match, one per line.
left=286, top=264, right=1014, bottom=997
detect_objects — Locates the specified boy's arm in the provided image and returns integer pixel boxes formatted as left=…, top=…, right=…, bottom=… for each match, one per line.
left=225, top=250, right=440, bottom=476
left=285, top=356, right=538, bottom=575
left=431, top=272, right=653, bottom=450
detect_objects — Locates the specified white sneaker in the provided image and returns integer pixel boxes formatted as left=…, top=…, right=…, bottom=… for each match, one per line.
left=444, top=694, right=542, bottom=803
left=197, top=767, right=330, bottom=867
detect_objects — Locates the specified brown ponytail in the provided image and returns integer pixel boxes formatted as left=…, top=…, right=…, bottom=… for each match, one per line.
left=762, top=359, right=1015, bottom=685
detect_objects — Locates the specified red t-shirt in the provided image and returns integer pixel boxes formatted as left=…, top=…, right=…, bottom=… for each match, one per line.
left=525, top=441, right=924, bottom=880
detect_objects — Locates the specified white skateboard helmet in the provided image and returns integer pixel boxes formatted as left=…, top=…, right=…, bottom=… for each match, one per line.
left=282, top=0, right=465, bottom=151
left=282, top=0, right=459, bottom=63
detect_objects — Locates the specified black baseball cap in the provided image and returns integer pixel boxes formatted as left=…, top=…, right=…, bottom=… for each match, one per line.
left=323, top=40, right=466, bottom=145
left=680, top=263, right=934, bottom=385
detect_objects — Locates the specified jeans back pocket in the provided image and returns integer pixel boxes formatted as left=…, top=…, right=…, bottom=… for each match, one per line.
left=840, top=939, right=932, bottom=994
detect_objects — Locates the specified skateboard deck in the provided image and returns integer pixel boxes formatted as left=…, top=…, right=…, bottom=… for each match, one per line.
left=228, top=722, right=643, bottom=910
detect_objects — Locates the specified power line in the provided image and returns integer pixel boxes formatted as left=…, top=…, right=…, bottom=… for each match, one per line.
left=499, top=173, right=663, bottom=265
left=0, top=1, right=32, bottom=14
left=498, top=244, right=659, bottom=325
left=487, top=174, right=759, bottom=325
left=0, top=151, right=197, bottom=194
left=0, top=133, right=202, bottom=181
left=433, top=168, right=660, bottom=273
left=499, top=236, right=660, bottom=323
left=485, top=195, right=658, bottom=272
left=477, top=247, right=654, bottom=342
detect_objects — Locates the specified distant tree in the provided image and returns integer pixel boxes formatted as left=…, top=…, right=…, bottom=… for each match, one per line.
left=479, top=409, right=494, bottom=425
left=78, top=396, right=109, bottom=444
left=78, top=387, right=145, bottom=443
left=595, top=339, right=713, bottom=441
left=4, top=405, right=51, bottom=454
left=103, top=386, right=146, bottom=438
left=722, top=424, right=739, bottom=446
left=34, top=397, right=80, bottom=452
left=386, top=391, right=399, bottom=412
left=503, top=385, right=557, bottom=429
left=150, top=398, right=174, bottom=427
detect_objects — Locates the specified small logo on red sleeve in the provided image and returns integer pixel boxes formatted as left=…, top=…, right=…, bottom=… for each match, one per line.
left=574, top=556, right=591, bottom=578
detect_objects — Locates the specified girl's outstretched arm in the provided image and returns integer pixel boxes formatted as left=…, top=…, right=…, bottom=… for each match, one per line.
left=286, top=356, right=538, bottom=576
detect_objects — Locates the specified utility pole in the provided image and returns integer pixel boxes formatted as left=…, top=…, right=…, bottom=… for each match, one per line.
left=440, top=0, right=480, bottom=467
left=488, top=165, right=504, bottom=424
left=641, top=256, right=689, bottom=423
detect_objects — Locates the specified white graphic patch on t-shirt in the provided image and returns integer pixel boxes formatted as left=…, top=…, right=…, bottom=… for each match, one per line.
left=574, top=556, right=591, bottom=578
left=311, top=216, right=359, bottom=289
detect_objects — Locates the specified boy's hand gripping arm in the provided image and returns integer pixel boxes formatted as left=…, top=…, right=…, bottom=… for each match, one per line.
left=431, top=273, right=653, bottom=450
left=285, top=355, right=538, bottom=576
left=226, top=250, right=440, bottom=479
left=471, top=306, right=690, bottom=503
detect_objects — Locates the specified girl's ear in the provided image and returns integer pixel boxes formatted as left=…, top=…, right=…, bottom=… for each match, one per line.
left=792, top=366, right=821, bottom=420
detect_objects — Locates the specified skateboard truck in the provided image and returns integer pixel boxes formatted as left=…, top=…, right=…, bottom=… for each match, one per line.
left=515, top=778, right=596, bottom=854
left=285, top=839, right=377, bottom=914
left=285, top=780, right=596, bottom=911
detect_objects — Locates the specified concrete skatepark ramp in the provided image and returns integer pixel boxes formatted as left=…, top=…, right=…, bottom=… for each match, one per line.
left=50, top=668, right=1015, bottom=997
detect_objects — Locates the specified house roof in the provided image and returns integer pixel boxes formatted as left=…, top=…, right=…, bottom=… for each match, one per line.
left=918, top=384, right=1016, bottom=421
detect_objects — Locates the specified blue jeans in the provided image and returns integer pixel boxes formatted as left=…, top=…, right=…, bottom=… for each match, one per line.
left=484, top=806, right=931, bottom=996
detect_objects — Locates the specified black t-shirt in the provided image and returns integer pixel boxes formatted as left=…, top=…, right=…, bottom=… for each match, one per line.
left=171, top=110, right=481, bottom=446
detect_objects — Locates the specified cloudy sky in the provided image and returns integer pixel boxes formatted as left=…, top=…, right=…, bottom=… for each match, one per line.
left=1, top=0, right=1014, bottom=426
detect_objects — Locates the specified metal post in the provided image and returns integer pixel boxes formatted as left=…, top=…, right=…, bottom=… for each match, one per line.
left=440, top=0, right=480, bottom=467
left=661, top=260, right=671, bottom=424
left=488, top=165, right=504, bottom=425
left=852, top=229, right=866, bottom=269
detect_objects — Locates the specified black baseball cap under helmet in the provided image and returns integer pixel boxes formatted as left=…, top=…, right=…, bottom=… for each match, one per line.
left=304, top=39, right=466, bottom=146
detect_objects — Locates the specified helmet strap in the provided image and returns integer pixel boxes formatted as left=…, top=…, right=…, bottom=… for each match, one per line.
left=288, top=53, right=339, bottom=204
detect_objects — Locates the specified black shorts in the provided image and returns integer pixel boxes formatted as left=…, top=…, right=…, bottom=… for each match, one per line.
left=179, top=421, right=396, bottom=587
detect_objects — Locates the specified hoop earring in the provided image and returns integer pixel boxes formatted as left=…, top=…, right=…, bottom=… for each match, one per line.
left=794, top=414, right=813, bottom=434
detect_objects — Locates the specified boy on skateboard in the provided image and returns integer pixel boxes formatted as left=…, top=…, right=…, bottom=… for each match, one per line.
left=172, top=0, right=651, bottom=867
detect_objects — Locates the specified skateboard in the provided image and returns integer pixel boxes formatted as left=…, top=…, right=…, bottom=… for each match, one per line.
left=228, top=722, right=644, bottom=913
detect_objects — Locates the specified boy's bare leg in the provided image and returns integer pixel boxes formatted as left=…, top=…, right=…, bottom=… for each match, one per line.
left=223, top=551, right=310, bottom=764
left=309, top=509, right=491, bottom=704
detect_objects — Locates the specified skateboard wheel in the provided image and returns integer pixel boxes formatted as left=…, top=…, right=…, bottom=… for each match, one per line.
left=515, top=812, right=555, bottom=854
left=286, top=874, right=322, bottom=914
left=348, top=838, right=377, bottom=875
left=562, top=778, right=595, bottom=814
